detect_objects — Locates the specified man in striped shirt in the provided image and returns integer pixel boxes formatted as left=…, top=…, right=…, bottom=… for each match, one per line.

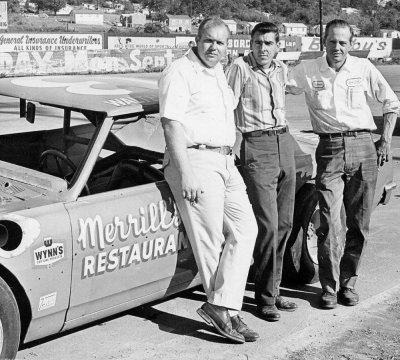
left=226, top=22, right=297, bottom=322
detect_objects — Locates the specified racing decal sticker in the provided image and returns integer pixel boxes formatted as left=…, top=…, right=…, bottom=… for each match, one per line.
left=38, top=292, right=57, bottom=311
left=33, top=237, right=64, bottom=267
left=346, top=78, right=362, bottom=87
left=312, top=80, right=325, bottom=90
left=77, top=199, right=188, bottom=279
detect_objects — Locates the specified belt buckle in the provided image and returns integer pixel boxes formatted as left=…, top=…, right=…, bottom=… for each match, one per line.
left=198, top=144, right=206, bottom=150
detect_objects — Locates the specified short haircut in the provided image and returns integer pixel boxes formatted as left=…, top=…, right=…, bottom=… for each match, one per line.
left=251, top=22, right=279, bottom=43
left=324, top=19, right=354, bottom=43
left=196, top=16, right=230, bottom=41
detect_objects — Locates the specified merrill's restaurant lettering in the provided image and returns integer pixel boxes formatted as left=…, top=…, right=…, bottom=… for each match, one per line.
left=77, top=200, right=188, bottom=278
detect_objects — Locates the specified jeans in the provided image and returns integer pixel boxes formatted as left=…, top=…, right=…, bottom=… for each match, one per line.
left=241, top=132, right=296, bottom=306
left=316, top=133, right=378, bottom=293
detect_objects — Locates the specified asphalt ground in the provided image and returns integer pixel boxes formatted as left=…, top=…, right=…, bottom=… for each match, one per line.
left=2, top=65, right=400, bottom=359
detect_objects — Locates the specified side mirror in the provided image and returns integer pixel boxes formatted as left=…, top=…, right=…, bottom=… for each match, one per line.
left=26, top=102, right=36, bottom=124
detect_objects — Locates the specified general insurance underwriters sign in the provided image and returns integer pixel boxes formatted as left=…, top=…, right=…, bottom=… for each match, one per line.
left=0, top=33, right=102, bottom=52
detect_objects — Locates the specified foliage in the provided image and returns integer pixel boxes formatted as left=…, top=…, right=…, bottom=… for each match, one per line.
left=35, top=0, right=67, bottom=14
left=7, top=0, right=20, bottom=13
left=8, top=0, right=400, bottom=35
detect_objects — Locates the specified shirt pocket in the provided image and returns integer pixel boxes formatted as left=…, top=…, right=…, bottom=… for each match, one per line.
left=313, top=89, right=331, bottom=110
left=347, top=86, right=365, bottom=109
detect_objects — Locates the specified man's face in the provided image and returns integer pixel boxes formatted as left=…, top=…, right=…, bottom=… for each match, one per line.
left=251, top=31, right=279, bottom=69
left=324, top=26, right=353, bottom=68
left=196, top=25, right=229, bottom=68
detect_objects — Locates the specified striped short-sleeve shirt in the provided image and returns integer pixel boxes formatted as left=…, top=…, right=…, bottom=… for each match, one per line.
left=225, top=53, right=288, bottom=134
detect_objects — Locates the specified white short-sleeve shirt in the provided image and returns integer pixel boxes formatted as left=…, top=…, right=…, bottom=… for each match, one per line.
left=287, top=54, right=400, bottom=133
left=159, top=49, right=237, bottom=147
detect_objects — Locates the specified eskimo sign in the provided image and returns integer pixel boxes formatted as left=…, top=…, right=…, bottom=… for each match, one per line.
left=77, top=200, right=185, bottom=278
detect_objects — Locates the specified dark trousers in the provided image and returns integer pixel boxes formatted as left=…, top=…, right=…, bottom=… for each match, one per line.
left=316, top=133, right=378, bottom=293
left=241, top=132, right=296, bottom=306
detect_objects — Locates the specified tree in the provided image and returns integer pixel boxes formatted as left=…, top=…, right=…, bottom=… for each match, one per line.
left=142, top=0, right=170, bottom=15
left=7, top=0, right=20, bottom=13
left=35, top=0, right=66, bottom=14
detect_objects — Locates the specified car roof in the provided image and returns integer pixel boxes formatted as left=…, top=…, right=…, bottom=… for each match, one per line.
left=0, top=74, right=160, bottom=118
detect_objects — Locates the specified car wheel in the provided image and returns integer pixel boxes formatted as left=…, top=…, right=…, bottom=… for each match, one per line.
left=283, top=183, right=319, bottom=284
left=0, top=277, right=20, bottom=360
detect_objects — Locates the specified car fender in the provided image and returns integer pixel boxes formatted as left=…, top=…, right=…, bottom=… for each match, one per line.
left=0, top=203, right=73, bottom=344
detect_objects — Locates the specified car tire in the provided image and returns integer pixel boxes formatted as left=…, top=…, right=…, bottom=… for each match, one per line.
left=283, top=183, right=319, bottom=284
left=0, top=277, right=20, bottom=360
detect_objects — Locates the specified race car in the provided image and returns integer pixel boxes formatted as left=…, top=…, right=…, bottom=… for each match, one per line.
left=0, top=73, right=395, bottom=359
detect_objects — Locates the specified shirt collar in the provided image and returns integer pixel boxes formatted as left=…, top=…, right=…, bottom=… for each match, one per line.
left=247, top=52, right=281, bottom=73
left=319, top=53, right=354, bottom=72
left=186, top=47, right=223, bottom=74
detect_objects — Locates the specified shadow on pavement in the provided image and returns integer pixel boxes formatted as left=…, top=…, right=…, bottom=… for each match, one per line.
left=129, top=302, right=247, bottom=344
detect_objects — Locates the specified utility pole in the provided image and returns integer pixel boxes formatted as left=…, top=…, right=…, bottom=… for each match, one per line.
left=319, top=0, right=323, bottom=51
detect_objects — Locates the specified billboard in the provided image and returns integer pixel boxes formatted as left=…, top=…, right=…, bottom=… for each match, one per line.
left=301, top=36, right=392, bottom=57
left=0, top=34, right=103, bottom=52
left=108, top=36, right=176, bottom=50
left=0, top=49, right=186, bottom=77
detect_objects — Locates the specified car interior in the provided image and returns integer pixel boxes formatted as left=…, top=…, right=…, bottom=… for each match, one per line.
left=0, top=114, right=165, bottom=196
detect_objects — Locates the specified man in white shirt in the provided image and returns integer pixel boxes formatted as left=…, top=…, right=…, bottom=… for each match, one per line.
left=287, top=19, right=399, bottom=309
left=159, top=16, right=258, bottom=343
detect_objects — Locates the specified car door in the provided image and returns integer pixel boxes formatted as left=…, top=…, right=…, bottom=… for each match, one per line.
left=63, top=181, right=198, bottom=329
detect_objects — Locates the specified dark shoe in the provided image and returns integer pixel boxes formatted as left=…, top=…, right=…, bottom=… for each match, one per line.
left=257, top=305, right=280, bottom=322
left=276, top=296, right=298, bottom=312
left=197, top=303, right=245, bottom=343
left=338, top=287, right=359, bottom=306
left=231, top=315, right=259, bottom=342
left=319, top=290, right=337, bottom=309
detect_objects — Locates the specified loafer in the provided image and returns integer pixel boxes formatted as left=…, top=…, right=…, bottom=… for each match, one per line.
left=338, top=287, right=359, bottom=306
left=197, top=303, right=245, bottom=343
left=319, top=290, right=337, bottom=309
left=231, top=315, right=259, bottom=342
left=257, top=305, right=280, bottom=322
left=276, top=296, right=298, bottom=312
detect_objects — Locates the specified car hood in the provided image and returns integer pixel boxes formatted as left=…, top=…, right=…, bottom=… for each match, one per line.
left=0, top=161, right=66, bottom=212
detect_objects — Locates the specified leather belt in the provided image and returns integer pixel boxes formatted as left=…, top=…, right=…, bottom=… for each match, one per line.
left=318, top=130, right=371, bottom=140
left=244, top=126, right=288, bottom=138
left=189, top=144, right=233, bottom=155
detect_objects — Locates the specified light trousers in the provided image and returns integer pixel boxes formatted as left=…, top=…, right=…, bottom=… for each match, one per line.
left=164, top=149, right=257, bottom=310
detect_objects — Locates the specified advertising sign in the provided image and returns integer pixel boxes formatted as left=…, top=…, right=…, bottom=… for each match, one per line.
left=0, top=34, right=102, bottom=52
left=283, top=36, right=302, bottom=52
left=0, top=2, right=7, bottom=30
left=301, top=36, right=392, bottom=57
left=0, top=48, right=186, bottom=77
left=175, top=36, right=196, bottom=48
left=227, top=35, right=251, bottom=56
left=108, top=36, right=176, bottom=50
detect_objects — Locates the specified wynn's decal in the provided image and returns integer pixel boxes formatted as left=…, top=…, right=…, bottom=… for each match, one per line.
left=77, top=200, right=188, bottom=279
left=33, top=241, right=64, bottom=267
